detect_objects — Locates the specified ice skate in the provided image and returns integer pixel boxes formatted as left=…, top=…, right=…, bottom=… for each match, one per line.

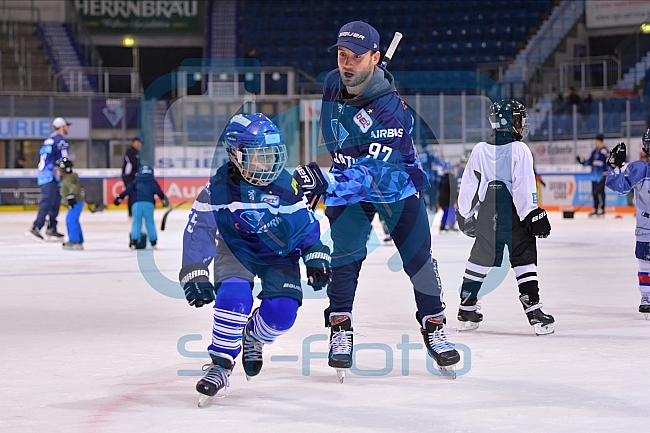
left=519, top=294, right=555, bottom=335
left=45, top=229, right=64, bottom=242
left=62, top=242, right=83, bottom=250
left=196, top=352, right=234, bottom=407
left=242, top=311, right=264, bottom=380
left=417, top=312, right=460, bottom=379
left=457, top=298, right=482, bottom=331
left=26, top=227, right=44, bottom=241
left=328, top=313, right=353, bottom=383
left=639, top=295, right=650, bottom=320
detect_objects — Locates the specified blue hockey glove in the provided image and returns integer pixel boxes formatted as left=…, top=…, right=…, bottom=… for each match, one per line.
left=179, top=263, right=215, bottom=308
left=456, top=210, right=476, bottom=238
left=113, top=196, right=123, bottom=206
left=607, top=142, right=626, bottom=168
left=303, top=245, right=331, bottom=291
left=294, top=162, right=329, bottom=203
left=525, top=208, right=551, bottom=238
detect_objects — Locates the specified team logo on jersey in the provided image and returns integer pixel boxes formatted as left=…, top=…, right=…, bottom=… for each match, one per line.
left=261, top=194, right=280, bottom=207
left=241, top=210, right=266, bottom=229
left=331, top=119, right=349, bottom=148
left=370, top=128, right=403, bottom=139
left=247, top=189, right=256, bottom=201
left=354, top=109, right=373, bottom=133
left=532, top=192, right=538, bottom=205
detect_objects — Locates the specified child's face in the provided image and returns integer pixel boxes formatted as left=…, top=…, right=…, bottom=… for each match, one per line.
left=242, top=148, right=276, bottom=176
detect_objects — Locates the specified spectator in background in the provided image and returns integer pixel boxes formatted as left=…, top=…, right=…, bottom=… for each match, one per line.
left=576, top=133, right=609, bottom=216
left=579, top=93, right=593, bottom=116
left=121, top=137, right=141, bottom=217
left=14, top=155, right=26, bottom=169
left=28, top=117, right=70, bottom=241
left=564, top=87, right=581, bottom=114
left=551, top=92, right=564, bottom=115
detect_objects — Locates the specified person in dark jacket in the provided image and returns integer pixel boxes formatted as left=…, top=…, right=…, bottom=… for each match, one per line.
left=121, top=137, right=141, bottom=217
left=114, top=165, right=168, bottom=248
left=576, top=133, right=609, bottom=216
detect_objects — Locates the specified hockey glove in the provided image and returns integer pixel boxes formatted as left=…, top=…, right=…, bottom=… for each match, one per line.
left=162, top=196, right=170, bottom=207
left=525, top=208, right=551, bottom=238
left=607, top=142, right=626, bottom=168
left=113, top=196, right=123, bottom=206
left=66, top=194, right=77, bottom=209
left=303, top=245, right=331, bottom=291
left=294, top=162, right=329, bottom=203
left=456, top=209, right=476, bottom=238
left=179, top=263, right=215, bottom=308
left=576, top=155, right=585, bottom=164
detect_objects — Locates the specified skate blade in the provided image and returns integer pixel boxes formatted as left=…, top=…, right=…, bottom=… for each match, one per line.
left=45, top=236, right=64, bottom=243
left=25, top=232, right=44, bottom=242
left=533, top=323, right=555, bottom=336
left=644, top=313, right=650, bottom=320
left=336, top=368, right=346, bottom=383
left=458, top=321, right=480, bottom=332
left=437, top=365, right=457, bottom=379
left=198, top=394, right=214, bottom=408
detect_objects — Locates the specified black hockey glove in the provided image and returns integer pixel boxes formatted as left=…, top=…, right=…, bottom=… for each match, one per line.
left=66, top=194, right=77, bottom=209
left=162, top=196, right=170, bottom=207
left=607, top=142, right=626, bottom=168
left=576, top=155, right=585, bottom=164
left=294, top=162, right=329, bottom=203
left=179, top=263, right=215, bottom=308
left=113, top=196, right=123, bottom=206
left=456, top=209, right=476, bottom=238
left=525, top=208, right=551, bottom=238
left=303, top=245, right=331, bottom=291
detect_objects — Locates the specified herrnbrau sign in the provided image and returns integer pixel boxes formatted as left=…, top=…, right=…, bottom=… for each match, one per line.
left=74, top=0, right=202, bottom=34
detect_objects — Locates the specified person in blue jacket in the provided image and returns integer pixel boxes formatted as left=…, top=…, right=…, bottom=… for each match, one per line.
left=179, top=113, right=331, bottom=406
left=28, top=117, right=70, bottom=241
left=113, top=165, right=168, bottom=249
left=605, top=130, right=650, bottom=318
left=293, top=21, right=460, bottom=378
left=577, top=133, right=610, bottom=216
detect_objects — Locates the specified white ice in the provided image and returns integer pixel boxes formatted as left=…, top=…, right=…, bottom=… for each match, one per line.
left=1, top=208, right=649, bottom=433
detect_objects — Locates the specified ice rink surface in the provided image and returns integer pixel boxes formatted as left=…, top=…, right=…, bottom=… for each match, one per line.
left=1, top=208, right=649, bottom=433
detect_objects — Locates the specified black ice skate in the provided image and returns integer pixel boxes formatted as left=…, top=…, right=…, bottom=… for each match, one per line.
left=45, top=229, right=64, bottom=242
left=196, top=351, right=234, bottom=407
left=417, top=312, right=460, bottom=379
left=639, top=295, right=650, bottom=320
left=519, top=294, right=555, bottom=335
left=328, top=313, right=354, bottom=383
left=457, top=298, right=483, bottom=331
left=242, top=310, right=265, bottom=380
left=26, top=227, right=44, bottom=241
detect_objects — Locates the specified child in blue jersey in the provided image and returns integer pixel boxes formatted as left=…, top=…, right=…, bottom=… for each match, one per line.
left=28, top=117, right=70, bottom=241
left=605, top=130, right=650, bottom=318
left=179, top=113, right=331, bottom=406
left=113, top=165, right=168, bottom=249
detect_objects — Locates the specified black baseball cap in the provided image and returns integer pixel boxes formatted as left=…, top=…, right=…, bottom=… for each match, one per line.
left=595, top=133, right=604, bottom=141
left=329, top=21, right=380, bottom=55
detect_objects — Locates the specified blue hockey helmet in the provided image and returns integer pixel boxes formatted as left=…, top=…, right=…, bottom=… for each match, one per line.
left=489, top=99, right=529, bottom=141
left=138, top=165, right=153, bottom=176
left=643, top=128, right=650, bottom=157
left=222, top=113, right=287, bottom=186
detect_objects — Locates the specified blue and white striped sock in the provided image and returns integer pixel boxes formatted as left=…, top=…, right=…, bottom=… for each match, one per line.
left=250, top=297, right=299, bottom=343
left=207, top=277, right=253, bottom=359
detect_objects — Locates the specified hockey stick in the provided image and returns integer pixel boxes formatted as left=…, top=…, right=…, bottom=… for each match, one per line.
left=309, top=32, right=404, bottom=211
left=160, top=200, right=188, bottom=231
left=87, top=203, right=106, bottom=213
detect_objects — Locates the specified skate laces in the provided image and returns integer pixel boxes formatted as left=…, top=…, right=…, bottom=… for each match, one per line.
left=641, top=295, right=650, bottom=306
left=201, top=363, right=232, bottom=389
left=329, top=330, right=359, bottom=355
left=430, top=328, right=455, bottom=354
left=243, top=335, right=265, bottom=363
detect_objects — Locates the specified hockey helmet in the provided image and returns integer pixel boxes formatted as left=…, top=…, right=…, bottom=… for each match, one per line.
left=57, top=158, right=73, bottom=174
left=138, top=165, right=154, bottom=176
left=489, top=99, right=529, bottom=141
left=222, top=113, right=287, bottom=186
left=643, top=128, right=650, bottom=157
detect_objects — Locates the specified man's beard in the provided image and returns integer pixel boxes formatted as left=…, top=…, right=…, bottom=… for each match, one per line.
left=343, top=68, right=372, bottom=88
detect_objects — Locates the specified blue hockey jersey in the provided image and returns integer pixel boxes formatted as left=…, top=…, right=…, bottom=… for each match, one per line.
left=182, top=164, right=323, bottom=268
left=606, top=161, right=650, bottom=242
left=37, top=132, right=69, bottom=186
left=320, top=67, right=429, bottom=206
left=581, top=146, right=609, bottom=181
left=118, top=171, right=165, bottom=204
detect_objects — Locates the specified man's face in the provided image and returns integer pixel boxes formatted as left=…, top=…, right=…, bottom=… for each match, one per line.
left=595, top=139, right=604, bottom=149
left=60, top=125, right=69, bottom=135
left=133, top=139, right=141, bottom=149
left=337, top=47, right=379, bottom=88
